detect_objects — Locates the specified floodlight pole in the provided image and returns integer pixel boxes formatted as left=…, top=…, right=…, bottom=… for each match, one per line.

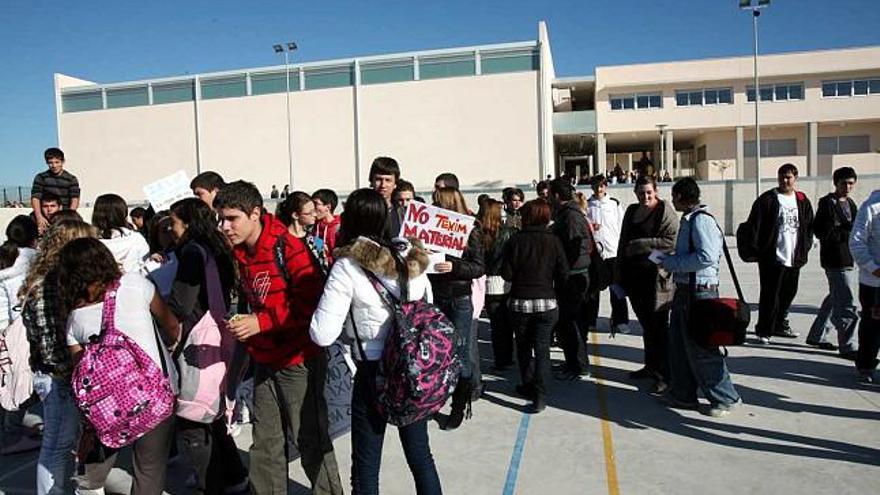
left=742, top=0, right=769, bottom=197
left=275, top=42, right=297, bottom=189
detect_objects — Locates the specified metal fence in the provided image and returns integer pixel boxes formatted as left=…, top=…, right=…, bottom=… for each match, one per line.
left=0, top=186, right=33, bottom=207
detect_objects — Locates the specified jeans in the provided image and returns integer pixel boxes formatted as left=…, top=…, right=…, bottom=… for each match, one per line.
left=628, top=282, right=670, bottom=380
left=668, top=290, right=741, bottom=406
left=486, top=295, right=513, bottom=367
left=584, top=258, right=629, bottom=329
left=350, top=361, right=442, bottom=495
left=250, top=356, right=343, bottom=495
left=756, top=261, right=801, bottom=337
left=557, top=273, right=590, bottom=374
left=34, top=373, right=80, bottom=495
left=856, top=284, right=880, bottom=371
left=74, top=416, right=174, bottom=495
left=435, top=295, right=475, bottom=380
left=807, top=268, right=859, bottom=352
left=510, top=309, right=559, bottom=397
left=177, top=417, right=248, bottom=494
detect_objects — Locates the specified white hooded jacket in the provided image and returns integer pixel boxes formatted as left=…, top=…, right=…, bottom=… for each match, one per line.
left=850, top=189, right=880, bottom=288
left=310, top=237, right=432, bottom=361
left=100, top=228, right=150, bottom=274
left=0, top=247, right=37, bottom=328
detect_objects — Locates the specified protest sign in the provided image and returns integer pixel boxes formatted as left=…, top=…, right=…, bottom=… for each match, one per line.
left=142, top=170, right=192, bottom=212
left=400, top=202, right=476, bottom=257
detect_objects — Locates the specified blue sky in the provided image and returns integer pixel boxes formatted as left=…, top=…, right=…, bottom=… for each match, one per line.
left=1, top=0, right=878, bottom=186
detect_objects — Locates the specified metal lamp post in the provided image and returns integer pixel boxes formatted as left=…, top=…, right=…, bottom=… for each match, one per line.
left=656, top=123, right=668, bottom=176
left=740, top=0, right=770, bottom=197
left=274, top=42, right=298, bottom=189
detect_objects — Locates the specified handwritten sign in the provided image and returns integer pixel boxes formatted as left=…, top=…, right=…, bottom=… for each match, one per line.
left=400, top=202, right=476, bottom=257
left=142, top=170, right=192, bottom=212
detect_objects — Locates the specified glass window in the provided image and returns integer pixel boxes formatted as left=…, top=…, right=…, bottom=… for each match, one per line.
left=481, top=50, right=538, bottom=74
left=636, top=94, right=650, bottom=108
left=648, top=94, right=662, bottom=108
left=759, top=86, right=773, bottom=101
left=688, top=91, right=702, bottom=105
left=610, top=98, right=623, bottom=110
left=201, top=76, right=247, bottom=99
left=854, top=80, right=869, bottom=96
left=106, top=86, right=148, bottom=109
left=747, top=88, right=756, bottom=102
left=774, top=85, right=789, bottom=101
left=822, top=82, right=837, bottom=97
left=419, top=54, right=476, bottom=80
left=697, top=145, right=707, bottom=162
left=767, top=138, right=796, bottom=157
left=62, top=91, right=103, bottom=112
left=704, top=89, right=718, bottom=105
left=675, top=92, right=689, bottom=106
left=836, top=81, right=852, bottom=97
left=305, top=66, right=353, bottom=90
left=153, top=82, right=194, bottom=104
left=251, top=72, right=300, bottom=95
left=818, top=137, right=837, bottom=155
left=788, top=84, right=803, bottom=100
left=870, top=79, right=880, bottom=94
left=838, top=135, right=870, bottom=154
left=361, top=60, right=414, bottom=85
left=718, top=88, right=733, bottom=104
left=622, top=96, right=635, bottom=109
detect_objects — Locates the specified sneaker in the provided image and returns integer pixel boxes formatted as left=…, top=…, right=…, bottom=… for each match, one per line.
left=708, top=399, right=743, bottom=418
left=659, top=394, right=699, bottom=410
left=530, top=397, right=547, bottom=414
left=773, top=328, right=799, bottom=339
left=650, top=379, right=669, bottom=395
left=613, top=323, right=631, bottom=335
left=858, top=370, right=876, bottom=384
left=0, top=435, right=41, bottom=455
left=756, top=336, right=771, bottom=345
left=553, top=369, right=589, bottom=381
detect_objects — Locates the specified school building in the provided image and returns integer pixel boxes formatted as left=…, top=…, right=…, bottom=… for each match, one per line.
left=54, top=22, right=880, bottom=203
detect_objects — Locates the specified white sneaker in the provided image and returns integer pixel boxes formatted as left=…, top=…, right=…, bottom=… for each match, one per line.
left=614, top=323, right=631, bottom=335
left=757, top=336, right=771, bottom=345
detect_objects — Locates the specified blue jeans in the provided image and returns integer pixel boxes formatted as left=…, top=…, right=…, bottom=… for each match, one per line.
left=435, top=295, right=474, bottom=380
left=34, top=373, right=80, bottom=495
left=807, top=268, right=859, bottom=352
left=351, top=361, right=442, bottom=495
left=510, top=308, right=559, bottom=397
left=668, top=291, right=740, bottom=407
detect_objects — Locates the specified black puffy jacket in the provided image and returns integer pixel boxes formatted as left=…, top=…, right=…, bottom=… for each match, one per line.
left=429, top=224, right=485, bottom=299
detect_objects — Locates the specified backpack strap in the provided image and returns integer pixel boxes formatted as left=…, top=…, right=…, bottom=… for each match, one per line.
left=273, top=235, right=291, bottom=285
left=99, top=279, right=121, bottom=337
left=688, top=210, right=746, bottom=303
left=190, top=243, right=229, bottom=322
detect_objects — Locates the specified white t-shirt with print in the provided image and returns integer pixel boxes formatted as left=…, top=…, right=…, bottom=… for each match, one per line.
left=66, top=272, right=177, bottom=393
left=775, top=192, right=799, bottom=267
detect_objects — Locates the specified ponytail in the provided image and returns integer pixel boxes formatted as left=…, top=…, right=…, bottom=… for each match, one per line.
left=0, top=241, right=19, bottom=270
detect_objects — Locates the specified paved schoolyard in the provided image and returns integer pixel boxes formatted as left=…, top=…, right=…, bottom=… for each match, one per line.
left=1, top=239, right=878, bottom=494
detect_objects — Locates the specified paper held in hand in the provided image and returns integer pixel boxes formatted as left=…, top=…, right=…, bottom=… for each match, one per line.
left=143, top=170, right=192, bottom=212
left=399, top=202, right=476, bottom=258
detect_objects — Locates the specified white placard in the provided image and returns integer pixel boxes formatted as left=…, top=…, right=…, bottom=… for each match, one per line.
left=399, top=202, right=476, bottom=257
left=142, top=170, right=192, bottom=212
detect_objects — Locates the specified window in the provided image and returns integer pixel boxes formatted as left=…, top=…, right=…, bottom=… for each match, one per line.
left=872, top=79, right=880, bottom=94
left=251, top=71, right=300, bottom=95
left=611, top=93, right=660, bottom=110
left=62, top=91, right=103, bottom=112
left=697, top=145, right=707, bottom=162
left=361, top=60, right=414, bottom=85
left=854, top=80, right=869, bottom=96
left=675, top=87, right=733, bottom=106
left=824, top=78, right=880, bottom=97
left=201, top=76, right=247, bottom=99
left=419, top=54, right=476, bottom=80
left=106, top=86, right=148, bottom=108
left=153, top=82, right=194, bottom=104
left=304, top=66, right=353, bottom=90
left=480, top=49, right=538, bottom=74
left=819, top=135, right=870, bottom=154
left=747, top=83, right=804, bottom=102
left=744, top=139, right=797, bottom=158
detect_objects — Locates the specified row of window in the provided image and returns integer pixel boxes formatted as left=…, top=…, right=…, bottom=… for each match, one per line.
left=61, top=49, right=538, bottom=113
left=746, top=83, right=804, bottom=102
left=609, top=93, right=662, bottom=110
left=822, top=78, right=880, bottom=97
left=696, top=135, right=870, bottom=162
left=676, top=88, right=734, bottom=106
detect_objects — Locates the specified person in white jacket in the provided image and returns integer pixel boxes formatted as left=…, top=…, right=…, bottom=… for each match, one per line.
left=585, top=175, right=630, bottom=334
left=92, top=194, right=149, bottom=273
left=850, top=189, right=880, bottom=383
left=309, top=188, right=442, bottom=495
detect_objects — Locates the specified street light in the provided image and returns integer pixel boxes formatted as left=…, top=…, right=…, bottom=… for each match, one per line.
left=740, top=0, right=770, bottom=197
left=273, top=42, right=298, bottom=189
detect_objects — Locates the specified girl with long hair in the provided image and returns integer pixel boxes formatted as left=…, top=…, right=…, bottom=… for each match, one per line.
left=276, top=191, right=330, bottom=269
left=429, top=187, right=484, bottom=430
left=92, top=193, right=150, bottom=273
left=310, top=188, right=442, bottom=494
left=477, top=199, right=516, bottom=371
left=166, top=198, right=248, bottom=494
left=19, top=219, right=96, bottom=495
left=61, top=238, right=179, bottom=495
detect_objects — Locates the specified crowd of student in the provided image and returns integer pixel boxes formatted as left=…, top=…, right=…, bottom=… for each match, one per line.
left=0, top=146, right=878, bottom=495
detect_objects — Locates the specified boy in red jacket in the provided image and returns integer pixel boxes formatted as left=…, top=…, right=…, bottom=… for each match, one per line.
left=215, top=181, right=343, bottom=494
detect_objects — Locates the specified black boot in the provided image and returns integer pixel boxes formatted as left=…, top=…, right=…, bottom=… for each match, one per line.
left=440, top=380, right=473, bottom=431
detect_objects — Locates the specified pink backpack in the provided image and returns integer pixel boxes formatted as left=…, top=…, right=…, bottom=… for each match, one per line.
left=175, top=244, right=245, bottom=424
left=71, top=280, right=174, bottom=448
left=0, top=316, right=33, bottom=411
left=355, top=270, right=460, bottom=427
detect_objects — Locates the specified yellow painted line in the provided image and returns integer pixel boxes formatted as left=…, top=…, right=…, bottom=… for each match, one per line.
left=590, top=329, right=621, bottom=495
